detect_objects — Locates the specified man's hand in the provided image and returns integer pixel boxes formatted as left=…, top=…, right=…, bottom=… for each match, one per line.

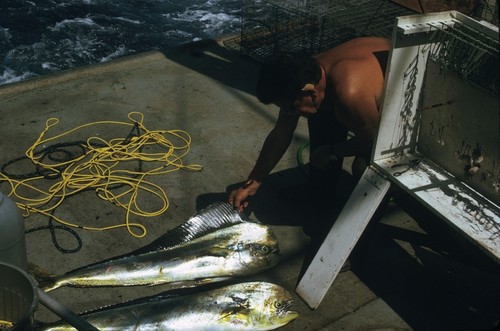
left=228, top=179, right=261, bottom=212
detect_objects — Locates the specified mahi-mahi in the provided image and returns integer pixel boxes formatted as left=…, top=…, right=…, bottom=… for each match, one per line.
left=37, top=281, right=299, bottom=330
left=36, top=202, right=281, bottom=292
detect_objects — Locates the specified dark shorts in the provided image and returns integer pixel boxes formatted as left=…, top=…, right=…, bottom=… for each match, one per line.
left=307, top=108, right=349, bottom=196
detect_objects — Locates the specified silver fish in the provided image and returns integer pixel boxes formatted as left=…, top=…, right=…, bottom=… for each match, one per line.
left=37, top=202, right=281, bottom=292
left=37, top=281, right=299, bottom=331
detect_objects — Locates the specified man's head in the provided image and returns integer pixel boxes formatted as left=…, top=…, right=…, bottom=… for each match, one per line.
left=256, top=54, right=323, bottom=116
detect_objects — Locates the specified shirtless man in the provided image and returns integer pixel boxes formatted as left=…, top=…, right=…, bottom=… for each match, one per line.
left=229, top=37, right=390, bottom=250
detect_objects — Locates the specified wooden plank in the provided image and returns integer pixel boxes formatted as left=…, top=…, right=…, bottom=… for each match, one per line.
left=373, top=12, right=499, bottom=261
left=374, top=156, right=500, bottom=262
left=295, top=167, right=391, bottom=309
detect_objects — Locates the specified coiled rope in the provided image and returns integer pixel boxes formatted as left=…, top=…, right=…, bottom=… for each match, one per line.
left=0, top=112, right=202, bottom=244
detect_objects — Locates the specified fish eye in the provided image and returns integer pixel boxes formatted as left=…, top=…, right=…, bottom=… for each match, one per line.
left=249, top=244, right=270, bottom=254
left=274, top=301, right=284, bottom=309
left=260, top=245, right=270, bottom=253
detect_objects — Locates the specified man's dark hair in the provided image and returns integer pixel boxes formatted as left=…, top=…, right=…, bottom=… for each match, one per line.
left=256, top=54, right=322, bottom=105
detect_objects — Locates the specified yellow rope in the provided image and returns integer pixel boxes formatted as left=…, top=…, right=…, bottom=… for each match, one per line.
left=0, top=112, right=203, bottom=238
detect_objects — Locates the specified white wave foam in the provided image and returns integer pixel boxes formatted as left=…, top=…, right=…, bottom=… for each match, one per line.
left=200, top=12, right=235, bottom=29
left=0, top=0, right=242, bottom=86
left=50, top=17, right=97, bottom=32
left=200, top=12, right=232, bottom=23
left=113, top=17, right=143, bottom=25
left=164, top=29, right=192, bottom=38
left=41, top=62, right=59, bottom=70
left=169, top=8, right=236, bottom=24
left=0, top=67, right=36, bottom=85
left=0, top=28, right=14, bottom=48
left=99, top=45, right=129, bottom=63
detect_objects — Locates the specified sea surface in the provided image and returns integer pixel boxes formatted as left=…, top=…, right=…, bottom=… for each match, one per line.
left=0, top=0, right=243, bottom=85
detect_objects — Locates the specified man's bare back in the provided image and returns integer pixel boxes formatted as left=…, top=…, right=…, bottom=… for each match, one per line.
left=229, top=37, right=391, bottom=211
left=316, top=37, right=390, bottom=144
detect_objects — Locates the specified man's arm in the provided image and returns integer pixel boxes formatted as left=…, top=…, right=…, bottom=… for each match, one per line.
left=229, top=110, right=300, bottom=211
left=249, top=111, right=300, bottom=180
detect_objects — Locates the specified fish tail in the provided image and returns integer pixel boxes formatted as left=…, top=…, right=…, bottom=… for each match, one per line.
left=35, top=320, right=50, bottom=331
left=28, top=262, right=59, bottom=291
left=35, top=320, right=72, bottom=331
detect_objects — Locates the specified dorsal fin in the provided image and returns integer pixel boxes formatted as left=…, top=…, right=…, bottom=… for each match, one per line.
left=78, top=282, right=232, bottom=317
left=130, top=202, right=251, bottom=255
left=78, top=290, right=183, bottom=316
left=64, top=202, right=251, bottom=273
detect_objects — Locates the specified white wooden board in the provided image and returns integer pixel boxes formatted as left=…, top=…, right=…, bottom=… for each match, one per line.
left=295, top=167, right=391, bottom=309
left=374, top=156, right=500, bottom=262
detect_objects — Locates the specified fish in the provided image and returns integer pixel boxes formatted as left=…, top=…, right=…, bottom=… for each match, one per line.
left=37, top=281, right=299, bottom=331
left=36, top=202, right=281, bottom=292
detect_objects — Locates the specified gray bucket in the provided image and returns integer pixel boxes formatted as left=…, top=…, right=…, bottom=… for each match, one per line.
left=0, top=262, right=38, bottom=331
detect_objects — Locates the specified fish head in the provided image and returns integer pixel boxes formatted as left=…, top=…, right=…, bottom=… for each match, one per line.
left=232, top=223, right=281, bottom=270
left=246, top=242, right=281, bottom=266
left=228, top=282, right=299, bottom=330
left=260, top=283, right=299, bottom=328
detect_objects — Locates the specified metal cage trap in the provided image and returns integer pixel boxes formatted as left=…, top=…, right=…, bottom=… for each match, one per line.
left=239, top=0, right=416, bottom=61
left=237, top=0, right=498, bottom=62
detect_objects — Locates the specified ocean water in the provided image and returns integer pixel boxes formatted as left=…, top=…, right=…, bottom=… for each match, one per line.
left=0, top=0, right=243, bottom=85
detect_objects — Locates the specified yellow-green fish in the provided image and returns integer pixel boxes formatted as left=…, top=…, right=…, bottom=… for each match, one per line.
left=36, top=203, right=281, bottom=292
left=37, top=282, right=299, bottom=331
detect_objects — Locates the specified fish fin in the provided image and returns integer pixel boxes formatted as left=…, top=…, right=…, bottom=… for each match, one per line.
left=68, top=281, right=236, bottom=318
left=62, top=202, right=248, bottom=271
left=207, top=246, right=233, bottom=257
left=192, top=277, right=233, bottom=286
left=131, top=202, right=251, bottom=255
left=54, top=202, right=252, bottom=275
left=78, top=286, right=204, bottom=316
left=76, top=294, right=169, bottom=316
left=35, top=320, right=52, bottom=330
left=27, top=261, right=57, bottom=290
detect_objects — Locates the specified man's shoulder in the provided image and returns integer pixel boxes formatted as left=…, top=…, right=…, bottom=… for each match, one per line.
left=327, top=57, right=384, bottom=107
left=328, top=57, right=377, bottom=90
left=319, top=37, right=390, bottom=71
left=329, top=55, right=375, bottom=74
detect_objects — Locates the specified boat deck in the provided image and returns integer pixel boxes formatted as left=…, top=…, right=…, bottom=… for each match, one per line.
left=0, top=37, right=499, bottom=330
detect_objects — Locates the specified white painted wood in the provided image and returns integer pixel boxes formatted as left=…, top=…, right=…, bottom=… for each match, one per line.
left=296, top=10, right=500, bottom=311
left=371, top=11, right=500, bottom=261
left=372, top=13, right=435, bottom=161
left=295, top=167, right=391, bottom=309
left=373, top=156, right=500, bottom=262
